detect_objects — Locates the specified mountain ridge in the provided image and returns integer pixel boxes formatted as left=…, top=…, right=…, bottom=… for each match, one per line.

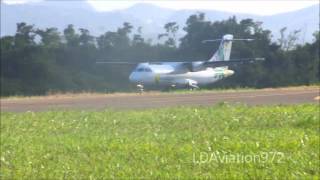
left=1, top=2, right=319, bottom=42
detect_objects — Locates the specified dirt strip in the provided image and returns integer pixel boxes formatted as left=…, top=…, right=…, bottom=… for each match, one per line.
left=1, top=87, right=319, bottom=112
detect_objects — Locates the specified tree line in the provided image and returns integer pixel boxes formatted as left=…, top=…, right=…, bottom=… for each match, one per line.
left=1, top=13, right=319, bottom=96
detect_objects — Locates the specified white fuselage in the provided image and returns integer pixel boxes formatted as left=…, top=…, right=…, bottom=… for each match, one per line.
left=129, top=33, right=236, bottom=89
left=129, top=66, right=234, bottom=88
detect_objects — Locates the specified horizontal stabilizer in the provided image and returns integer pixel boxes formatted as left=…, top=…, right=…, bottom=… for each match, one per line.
left=201, top=39, right=222, bottom=43
left=202, top=38, right=254, bottom=43
left=232, top=38, right=255, bottom=41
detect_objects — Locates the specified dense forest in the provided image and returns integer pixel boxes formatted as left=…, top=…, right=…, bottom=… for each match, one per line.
left=1, top=13, right=319, bottom=96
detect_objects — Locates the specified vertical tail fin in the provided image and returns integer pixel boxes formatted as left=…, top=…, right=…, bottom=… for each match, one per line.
left=208, top=34, right=233, bottom=62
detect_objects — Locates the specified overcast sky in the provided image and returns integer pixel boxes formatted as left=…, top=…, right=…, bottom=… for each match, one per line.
left=3, top=0, right=319, bottom=15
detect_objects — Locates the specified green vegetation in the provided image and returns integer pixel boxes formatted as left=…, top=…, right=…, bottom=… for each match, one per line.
left=1, top=104, right=319, bottom=179
left=1, top=13, right=319, bottom=96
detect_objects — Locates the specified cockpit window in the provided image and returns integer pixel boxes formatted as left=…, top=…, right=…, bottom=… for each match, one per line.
left=144, top=67, right=152, bottom=72
left=136, top=68, right=144, bottom=72
left=135, top=67, right=152, bottom=72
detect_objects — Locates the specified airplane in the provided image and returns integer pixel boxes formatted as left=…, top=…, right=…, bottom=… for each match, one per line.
left=97, top=34, right=264, bottom=91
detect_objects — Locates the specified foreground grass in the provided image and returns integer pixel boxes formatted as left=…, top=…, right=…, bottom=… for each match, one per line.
left=1, top=104, right=319, bottom=179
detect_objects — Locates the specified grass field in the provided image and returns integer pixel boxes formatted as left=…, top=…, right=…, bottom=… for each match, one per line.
left=1, top=104, right=319, bottom=179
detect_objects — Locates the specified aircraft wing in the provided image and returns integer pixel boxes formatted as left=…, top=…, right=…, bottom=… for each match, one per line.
left=95, top=57, right=264, bottom=73
left=203, top=58, right=265, bottom=66
left=96, top=61, right=138, bottom=65
left=178, top=57, right=264, bottom=72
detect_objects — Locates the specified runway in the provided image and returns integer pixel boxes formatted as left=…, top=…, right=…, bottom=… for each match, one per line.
left=1, top=87, right=319, bottom=112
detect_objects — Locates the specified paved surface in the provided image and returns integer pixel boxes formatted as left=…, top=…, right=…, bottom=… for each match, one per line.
left=1, top=87, right=319, bottom=112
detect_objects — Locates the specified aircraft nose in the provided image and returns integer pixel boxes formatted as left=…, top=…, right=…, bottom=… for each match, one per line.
left=224, top=69, right=234, bottom=77
left=129, top=73, right=134, bottom=82
left=129, top=72, right=136, bottom=82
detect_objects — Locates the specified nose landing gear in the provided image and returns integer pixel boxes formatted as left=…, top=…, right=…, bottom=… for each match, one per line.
left=137, top=84, right=144, bottom=93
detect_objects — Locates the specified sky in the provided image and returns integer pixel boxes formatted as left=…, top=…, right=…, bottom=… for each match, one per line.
left=3, top=0, right=319, bottom=15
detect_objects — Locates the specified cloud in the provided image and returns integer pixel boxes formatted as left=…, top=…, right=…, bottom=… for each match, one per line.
left=2, top=0, right=43, bottom=4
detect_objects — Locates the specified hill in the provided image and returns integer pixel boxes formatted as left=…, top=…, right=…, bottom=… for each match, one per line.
left=1, top=2, right=319, bottom=43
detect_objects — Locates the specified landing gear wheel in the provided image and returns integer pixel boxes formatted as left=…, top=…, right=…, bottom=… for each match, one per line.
left=137, top=84, right=144, bottom=93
